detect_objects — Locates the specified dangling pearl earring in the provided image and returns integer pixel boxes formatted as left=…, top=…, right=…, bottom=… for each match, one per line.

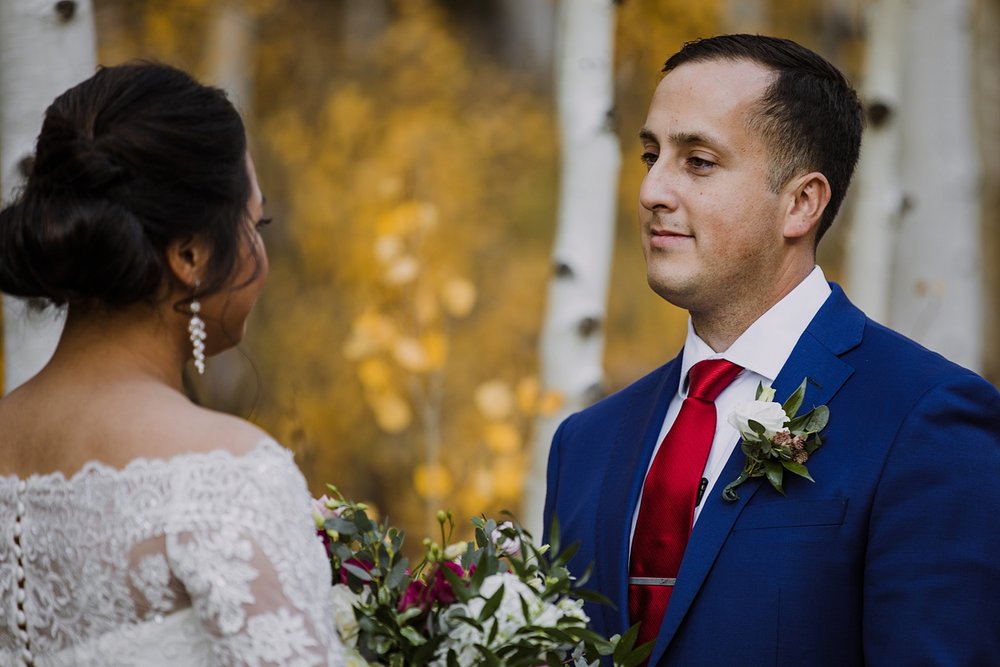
left=188, top=297, right=207, bottom=375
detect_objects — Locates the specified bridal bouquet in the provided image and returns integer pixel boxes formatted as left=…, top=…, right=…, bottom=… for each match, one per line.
left=313, top=488, right=651, bottom=667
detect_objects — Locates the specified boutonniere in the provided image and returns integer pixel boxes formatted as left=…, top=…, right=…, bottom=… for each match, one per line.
left=722, top=379, right=829, bottom=502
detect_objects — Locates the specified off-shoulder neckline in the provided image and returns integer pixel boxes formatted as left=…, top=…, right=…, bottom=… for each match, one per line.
left=1, top=438, right=285, bottom=487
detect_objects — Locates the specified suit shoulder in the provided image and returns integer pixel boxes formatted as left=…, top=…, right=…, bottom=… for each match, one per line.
left=848, top=317, right=998, bottom=399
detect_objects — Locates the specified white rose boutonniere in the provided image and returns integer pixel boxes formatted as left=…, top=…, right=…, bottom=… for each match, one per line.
left=727, top=391, right=789, bottom=437
left=722, top=379, right=829, bottom=502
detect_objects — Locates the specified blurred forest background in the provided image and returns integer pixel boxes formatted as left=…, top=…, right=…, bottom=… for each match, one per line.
left=2, top=0, right=998, bottom=550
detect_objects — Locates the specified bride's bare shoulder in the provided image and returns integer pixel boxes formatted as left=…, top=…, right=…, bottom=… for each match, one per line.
left=0, top=380, right=274, bottom=478
left=140, top=396, right=274, bottom=460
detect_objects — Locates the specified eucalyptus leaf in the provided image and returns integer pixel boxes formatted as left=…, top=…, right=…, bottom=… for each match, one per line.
left=764, top=460, right=785, bottom=495
left=399, top=626, right=426, bottom=646
left=411, top=635, right=446, bottom=664
left=780, top=460, right=814, bottom=481
left=621, top=641, right=656, bottom=667
left=613, top=621, right=641, bottom=662
left=343, top=561, right=373, bottom=583
left=478, top=585, right=506, bottom=622
left=386, top=557, right=409, bottom=589
left=473, top=645, right=503, bottom=667
left=785, top=412, right=811, bottom=433
left=552, top=540, right=580, bottom=568
left=324, top=517, right=357, bottom=535
left=782, top=378, right=807, bottom=417
left=800, top=405, right=829, bottom=433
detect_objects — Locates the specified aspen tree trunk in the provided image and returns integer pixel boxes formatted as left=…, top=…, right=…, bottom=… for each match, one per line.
left=0, top=0, right=97, bottom=394
left=498, top=0, right=557, bottom=74
left=523, top=0, right=620, bottom=536
left=973, top=0, right=1000, bottom=386
left=889, top=0, right=982, bottom=371
left=845, top=0, right=906, bottom=323
left=724, top=0, right=768, bottom=33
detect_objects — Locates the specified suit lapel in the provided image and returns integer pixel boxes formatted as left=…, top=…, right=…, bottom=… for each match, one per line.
left=594, top=356, right=683, bottom=635
left=648, top=284, right=865, bottom=665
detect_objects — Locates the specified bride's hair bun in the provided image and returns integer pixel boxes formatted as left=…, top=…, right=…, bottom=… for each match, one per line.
left=0, top=62, right=252, bottom=307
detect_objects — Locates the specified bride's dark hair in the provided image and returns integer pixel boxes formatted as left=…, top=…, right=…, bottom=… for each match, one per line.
left=0, top=62, right=254, bottom=308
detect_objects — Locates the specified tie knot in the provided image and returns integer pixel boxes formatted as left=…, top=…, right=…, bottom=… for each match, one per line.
left=687, top=359, right=743, bottom=401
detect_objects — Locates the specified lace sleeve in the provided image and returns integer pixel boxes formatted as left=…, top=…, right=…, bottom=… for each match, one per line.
left=163, top=441, right=345, bottom=666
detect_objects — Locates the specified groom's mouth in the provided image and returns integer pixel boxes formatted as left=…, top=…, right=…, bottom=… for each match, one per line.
left=649, top=228, right=693, bottom=249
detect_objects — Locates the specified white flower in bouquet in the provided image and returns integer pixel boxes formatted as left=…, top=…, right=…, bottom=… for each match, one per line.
left=330, top=583, right=361, bottom=648
left=490, top=521, right=522, bottom=558
left=430, top=572, right=589, bottom=666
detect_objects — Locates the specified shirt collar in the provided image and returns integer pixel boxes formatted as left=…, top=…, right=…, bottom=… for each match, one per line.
left=678, top=266, right=832, bottom=394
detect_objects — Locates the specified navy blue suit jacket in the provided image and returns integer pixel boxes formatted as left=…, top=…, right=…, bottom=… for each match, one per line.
left=543, top=284, right=1000, bottom=665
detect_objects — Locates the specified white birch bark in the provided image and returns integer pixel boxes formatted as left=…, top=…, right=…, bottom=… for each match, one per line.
left=845, top=0, right=906, bottom=323
left=1, top=0, right=97, bottom=394
left=523, top=0, right=620, bottom=536
left=724, top=0, right=768, bottom=33
left=205, top=3, right=255, bottom=113
left=972, top=0, right=1000, bottom=383
left=498, top=0, right=557, bottom=72
left=889, top=0, right=982, bottom=371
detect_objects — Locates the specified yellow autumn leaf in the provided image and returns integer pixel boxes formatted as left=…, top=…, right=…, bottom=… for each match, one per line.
left=367, top=391, right=412, bottom=433
left=356, top=357, right=393, bottom=391
left=415, top=201, right=439, bottom=231
left=474, top=380, right=514, bottom=420
left=383, top=255, right=420, bottom=286
left=342, top=310, right=398, bottom=360
left=484, top=421, right=521, bottom=455
left=392, top=337, right=430, bottom=373
left=355, top=309, right=398, bottom=346
left=515, top=376, right=541, bottom=415
left=538, top=390, right=565, bottom=417
left=440, top=278, right=477, bottom=318
left=421, top=331, right=448, bottom=370
left=492, top=456, right=524, bottom=501
left=377, top=200, right=439, bottom=237
left=342, top=332, right=378, bottom=361
left=414, top=285, right=440, bottom=326
left=377, top=175, right=404, bottom=199
left=413, top=462, right=454, bottom=499
left=374, top=234, right=404, bottom=264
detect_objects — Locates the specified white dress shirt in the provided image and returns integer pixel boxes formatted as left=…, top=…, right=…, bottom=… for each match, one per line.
left=629, top=266, right=832, bottom=545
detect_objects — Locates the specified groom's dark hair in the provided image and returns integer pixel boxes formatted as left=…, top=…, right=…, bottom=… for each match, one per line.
left=663, top=34, right=864, bottom=242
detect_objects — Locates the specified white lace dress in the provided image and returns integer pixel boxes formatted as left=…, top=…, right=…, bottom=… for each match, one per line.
left=0, top=439, right=346, bottom=666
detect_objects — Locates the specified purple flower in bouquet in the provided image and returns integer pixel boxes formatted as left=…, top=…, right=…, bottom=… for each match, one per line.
left=398, top=561, right=467, bottom=612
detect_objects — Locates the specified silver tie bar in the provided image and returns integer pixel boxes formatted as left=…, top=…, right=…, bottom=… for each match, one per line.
left=628, top=577, right=676, bottom=587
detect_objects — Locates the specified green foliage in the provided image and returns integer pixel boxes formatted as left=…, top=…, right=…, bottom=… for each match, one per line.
left=317, top=488, right=649, bottom=666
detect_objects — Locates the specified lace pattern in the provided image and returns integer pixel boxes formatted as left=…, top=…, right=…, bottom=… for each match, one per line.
left=0, top=440, right=345, bottom=666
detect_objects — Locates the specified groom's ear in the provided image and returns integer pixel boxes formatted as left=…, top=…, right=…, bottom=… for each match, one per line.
left=782, top=171, right=831, bottom=241
left=165, top=234, right=211, bottom=289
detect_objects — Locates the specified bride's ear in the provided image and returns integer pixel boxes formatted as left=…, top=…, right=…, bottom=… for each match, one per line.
left=165, top=234, right=211, bottom=289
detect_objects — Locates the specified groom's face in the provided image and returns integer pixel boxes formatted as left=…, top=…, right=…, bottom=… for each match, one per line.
left=637, top=58, right=790, bottom=316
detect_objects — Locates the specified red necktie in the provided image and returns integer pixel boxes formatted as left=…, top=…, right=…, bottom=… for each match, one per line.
left=628, top=359, right=743, bottom=651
